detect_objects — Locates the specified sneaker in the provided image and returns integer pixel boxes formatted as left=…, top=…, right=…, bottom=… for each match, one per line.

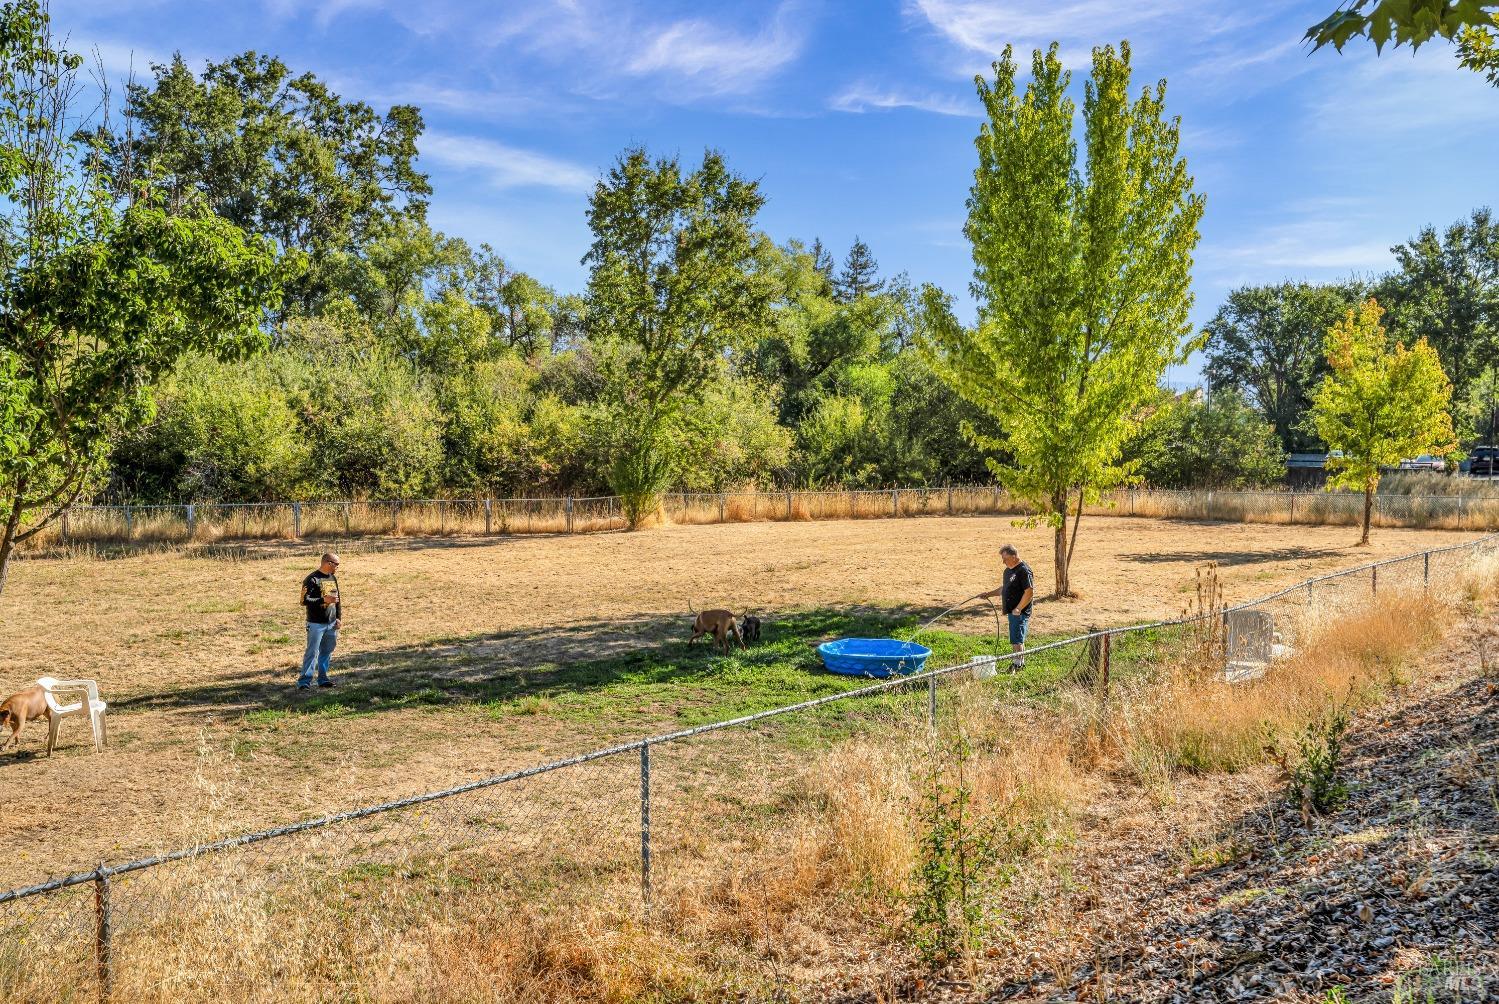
left=317, top=679, right=334, bottom=688
left=297, top=684, right=311, bottom=690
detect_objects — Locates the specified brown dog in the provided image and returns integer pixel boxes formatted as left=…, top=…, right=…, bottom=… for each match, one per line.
left=688, top=602, right=745, bottom=655
left=0, top=684, right=49, bottom=753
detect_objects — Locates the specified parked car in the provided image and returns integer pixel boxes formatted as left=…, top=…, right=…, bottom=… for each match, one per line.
left=1470, top=445, right=1498, bottom=478
left=1397, top=454, right=1446, bottom=472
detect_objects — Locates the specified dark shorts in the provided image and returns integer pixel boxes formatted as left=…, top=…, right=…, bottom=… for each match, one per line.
left=1007, top=611, right=1030, bottom=646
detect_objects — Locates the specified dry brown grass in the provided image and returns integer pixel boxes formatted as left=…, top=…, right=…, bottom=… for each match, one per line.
left=4, top=526, right=1494, bottom=1001
left=4, top=564, right=1487, bottom=1003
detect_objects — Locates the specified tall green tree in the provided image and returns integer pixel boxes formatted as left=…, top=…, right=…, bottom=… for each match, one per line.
left=1379, top=208, right=1499, bottom=401
left=583, top=147, right=772, bottom=526
left=0, top=0, right=281, bottom=593
left=834, top=236, right=884, bottom=303
left=101, top=50, right=428, bottom=318
left=921, top=42, right=1203, bottom=597
left=1202, top=281, right=1366, bottom=452
left=1457, top=364, right=1499, bottom=444
left=1310, top=299, right=1457, bottom=545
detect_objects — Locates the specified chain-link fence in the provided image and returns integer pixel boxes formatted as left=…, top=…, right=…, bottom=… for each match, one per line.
left=2, top=532, right=1492, bottom=1000
left=25, top=486, right=1499, bottom=553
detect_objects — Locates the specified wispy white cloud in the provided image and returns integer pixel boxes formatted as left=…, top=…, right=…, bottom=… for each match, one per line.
left=1208, top=218, right=1394, bottom=273
left=268, top=0, right=812, bottom=102
left=905, top=0, right=1310, bottom=95
left=907, top=0, right=1194, bottom=64
left=626, top=4, right=809, bottom=96
left=829, top=81, right=972, bottom=117
left=360, top=78, right=566, bottom=121
left=258, top=0, right=383, bottom=28
left=84, top=38, right=172, bottom=75
left=1177, top=122, right=1241, bottom=154
left=419, top=131, right=596, bottom=192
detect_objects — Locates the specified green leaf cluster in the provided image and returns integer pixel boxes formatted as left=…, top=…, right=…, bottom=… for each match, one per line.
left=1305, top=1, right=1497, bottom=53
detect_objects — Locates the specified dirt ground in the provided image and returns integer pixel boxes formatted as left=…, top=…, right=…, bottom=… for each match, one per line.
left=0, top=515, right=1483, bottom=885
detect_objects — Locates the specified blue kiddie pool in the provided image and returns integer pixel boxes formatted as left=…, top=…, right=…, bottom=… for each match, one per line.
left=817, top=638, right=932, bottom=678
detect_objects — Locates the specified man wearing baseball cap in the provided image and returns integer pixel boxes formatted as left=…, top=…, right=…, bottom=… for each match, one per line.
left=297, top=552, right=342, bottom=689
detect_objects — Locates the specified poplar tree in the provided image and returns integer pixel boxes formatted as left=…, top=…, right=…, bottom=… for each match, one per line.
left=921, top=42, right=1203, bottom=597
left=1310, top=299, right=1457, bottom=545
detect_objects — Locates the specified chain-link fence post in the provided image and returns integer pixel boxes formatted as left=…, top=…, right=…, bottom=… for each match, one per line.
left=947, top=482, right=954, bottom=515
left=566, top=497, right=574, bottom=533
left=1289, top=492, right=1296, bottom=525
left=1090, top=630, right=1112, bottom=702
left=718, top=493, right=726, bottom=523
left=185, top=503, right=196, bottom=541
left=639, top=742, right=652, bottom=913
left=292, top=501, right=302, bottom=538
left=93, top=865, right=113, bottom=1003
left=1424, top=551, right=1430, bottom=588
left=61, top=506, right=70, bottom=543
left=785, top=489, right=792, bottom=521
left=123, top=505, right=132, bottom=543
left=344, top=502, right=352, bottom=536
left=484, top=498, right=492, bottom=534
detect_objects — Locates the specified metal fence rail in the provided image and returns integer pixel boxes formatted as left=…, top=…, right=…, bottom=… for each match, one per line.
left=1, top=532, right=1495, bottom=999
left=27, top=486, right=1499, bottom=552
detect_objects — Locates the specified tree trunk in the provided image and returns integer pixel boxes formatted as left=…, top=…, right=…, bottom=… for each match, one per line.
left=1063, top=486, right=1085, bottom=597
left=1052, top=488, right=1070, bottom=598
left=0, top=490, right=25, bottom=598
left=1360, top=483, right=1374, bottom=546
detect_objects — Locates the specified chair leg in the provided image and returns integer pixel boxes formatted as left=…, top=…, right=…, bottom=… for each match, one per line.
left=46, top=714, right=60, bottom=757
left=99, top=711, right=107, bottom=749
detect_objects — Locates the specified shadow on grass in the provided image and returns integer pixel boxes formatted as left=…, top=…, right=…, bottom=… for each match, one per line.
left=106, top=602, right=1192, bottom=752
left=110, top=606, right=934, bottom=719
left=1121, top=545, right=1345, bottom=567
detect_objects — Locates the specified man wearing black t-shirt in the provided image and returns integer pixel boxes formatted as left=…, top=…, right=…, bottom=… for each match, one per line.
left=298, top=552, right=342, bottom=689
left=980, top=543, right=1034, bottom=670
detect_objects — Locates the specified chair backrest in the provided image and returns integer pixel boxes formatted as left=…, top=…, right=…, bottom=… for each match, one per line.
left=36, top=676, right=67, bottom=713
left=1225, top=609, right=1274, bottom=663
left=35, top=676, right=93, bottom=713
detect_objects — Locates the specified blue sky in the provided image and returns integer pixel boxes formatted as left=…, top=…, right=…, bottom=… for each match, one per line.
left=54, top=0, right=1499, bottom=383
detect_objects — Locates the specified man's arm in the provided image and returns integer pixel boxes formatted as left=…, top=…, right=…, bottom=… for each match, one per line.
left=1018, top=586, right=1034, bottom=613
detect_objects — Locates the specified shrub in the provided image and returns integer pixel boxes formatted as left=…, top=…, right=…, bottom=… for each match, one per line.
left=907, top=733, right=1002, bottom=968
left=1284, top=708, right=1352, bottom=818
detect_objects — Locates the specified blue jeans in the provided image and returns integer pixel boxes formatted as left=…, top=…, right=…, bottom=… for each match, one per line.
left=1007, top=611, right=1030, bottom=647
left=299, top=622, right=338, bottom=686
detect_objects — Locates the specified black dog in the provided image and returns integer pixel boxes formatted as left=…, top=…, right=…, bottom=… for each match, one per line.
left=740, top=615, right=762, bottom=644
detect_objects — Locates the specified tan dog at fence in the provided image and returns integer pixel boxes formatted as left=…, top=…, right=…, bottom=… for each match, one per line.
left=688, top=602, right=746, bottom=655
left=0, top=684, right=49, bottom=754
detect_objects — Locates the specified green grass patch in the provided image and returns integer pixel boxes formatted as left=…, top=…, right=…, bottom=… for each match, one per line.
left=250, top=608, right=1189, bottom=750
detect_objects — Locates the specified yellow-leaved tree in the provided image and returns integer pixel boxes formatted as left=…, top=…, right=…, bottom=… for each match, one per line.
left=1310, top=299, right=1457, bottom=545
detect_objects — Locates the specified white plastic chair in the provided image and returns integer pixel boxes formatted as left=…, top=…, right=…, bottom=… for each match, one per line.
left=36, top=677, right=107, bottom=755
